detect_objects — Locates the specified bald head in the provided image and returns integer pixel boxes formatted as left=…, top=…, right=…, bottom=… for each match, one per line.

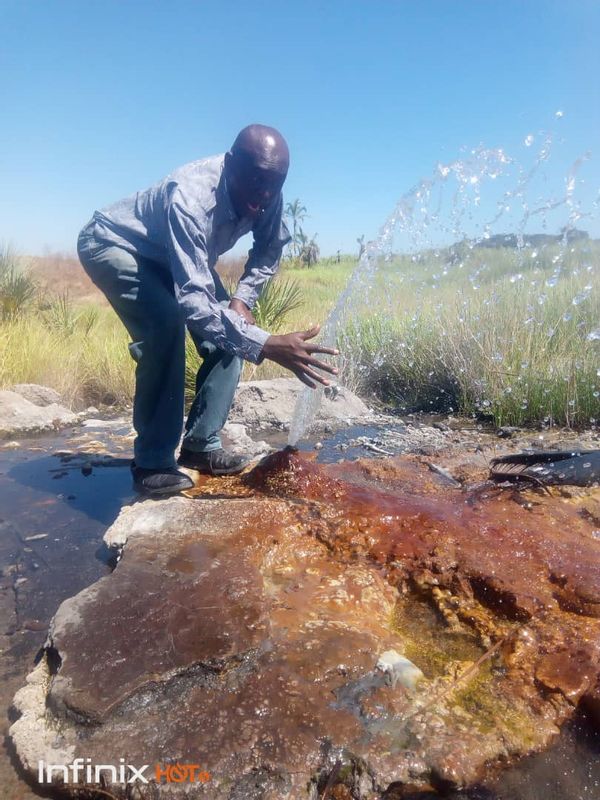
left=225, top=124, right=289, bottom=220
left=231, top=124, right=289, bottom=174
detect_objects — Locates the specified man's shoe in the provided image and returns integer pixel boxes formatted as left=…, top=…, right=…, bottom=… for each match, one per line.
left=177, top=447, right=250, bottom=476
left=131, top=462, right=194, bottom=496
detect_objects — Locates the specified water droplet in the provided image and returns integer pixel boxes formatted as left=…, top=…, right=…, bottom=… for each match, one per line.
left=555, top=109, right=564, bottom=118
left=524, top=134, right=534, bottom=147
left=573, top=289, right=591, bottom=306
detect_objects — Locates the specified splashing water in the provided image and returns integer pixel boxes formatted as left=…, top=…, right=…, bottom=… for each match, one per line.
left=288, top=243, right=378, bottom=444
left=288, top=118, right=598, bottom=444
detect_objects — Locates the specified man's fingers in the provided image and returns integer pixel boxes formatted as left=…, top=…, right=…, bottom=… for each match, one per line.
left=306, top=345, right=339, bottom=356
left=296, top=371, right=317, bottom=389
left=302, top=367, right=330, bottom=386
left=300, top=324, right=321, bottom=341
left=305, top=356, right=338, bottom=375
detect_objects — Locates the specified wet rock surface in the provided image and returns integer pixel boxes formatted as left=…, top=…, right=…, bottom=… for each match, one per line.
left=0, top=390, right=79, bottom=438
left=229, top=378, right=373, bottom=430
left=9, top=447, right=600, bottom=799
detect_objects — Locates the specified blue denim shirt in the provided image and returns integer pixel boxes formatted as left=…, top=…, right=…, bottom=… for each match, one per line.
left=88, top=154, right=290, bottom=364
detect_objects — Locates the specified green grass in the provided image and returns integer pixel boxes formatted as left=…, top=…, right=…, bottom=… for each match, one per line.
left=0, top=245, right=598, bottom=429
left=0, top=305, right=134, bottom=407
left=337, top=242, right=600, bottom=427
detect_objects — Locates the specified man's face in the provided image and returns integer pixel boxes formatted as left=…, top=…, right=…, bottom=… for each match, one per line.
left=225, top=150, right=287, bottom=221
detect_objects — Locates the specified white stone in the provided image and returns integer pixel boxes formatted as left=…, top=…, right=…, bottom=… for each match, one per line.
left=229, top=378, right=372, bottom=430
left=0, top=391, right=77, bottom=438
left=376, top=649, right=424, bottom=691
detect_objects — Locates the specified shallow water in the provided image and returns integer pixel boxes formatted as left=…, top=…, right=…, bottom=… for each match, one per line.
left=0, top=421, right=599, bottom=798
left=0, top=420, right=134, bottom=798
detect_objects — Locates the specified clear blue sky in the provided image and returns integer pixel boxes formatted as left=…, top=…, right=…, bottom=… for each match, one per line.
left=1, top=0, right=599, bottom=256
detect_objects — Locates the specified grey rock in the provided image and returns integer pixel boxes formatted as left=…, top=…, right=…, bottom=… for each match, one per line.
left=8, top=383, right=62, bottom=407
left=498, top=426, right=521, bottom=439
left=0, top=391, right=77, bottom=438
left=432, top=421, right=450, bottom=432
left=229, top=378, right=372, bottom=430
left=221, top=422, right=271, bottom=459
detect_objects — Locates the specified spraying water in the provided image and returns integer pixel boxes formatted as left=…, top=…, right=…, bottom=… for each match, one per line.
left=288, top=116, right=598, bottom=444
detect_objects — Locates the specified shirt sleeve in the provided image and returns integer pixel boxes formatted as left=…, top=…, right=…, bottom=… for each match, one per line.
left=165, top=190, right=271, bottom=364
left=232, top=193, right=292, bottom=309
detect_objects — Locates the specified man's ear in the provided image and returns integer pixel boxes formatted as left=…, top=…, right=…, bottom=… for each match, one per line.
left=224, top=150, right=232, bottom=170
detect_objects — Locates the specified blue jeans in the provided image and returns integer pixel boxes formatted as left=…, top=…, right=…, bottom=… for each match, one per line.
left=77, top=222, right=242, bottom=469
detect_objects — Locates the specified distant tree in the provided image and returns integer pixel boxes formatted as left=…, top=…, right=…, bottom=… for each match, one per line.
left=299, top=233, right=320, bottom=267
left=284, top=199, right=307, bottom=258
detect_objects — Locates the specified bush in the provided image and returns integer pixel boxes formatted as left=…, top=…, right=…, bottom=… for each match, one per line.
left=253, top=276, right=303, bottom=332
left=0, top=246, right=37, bottom=319
left=42, top=291, right=100, bottom=337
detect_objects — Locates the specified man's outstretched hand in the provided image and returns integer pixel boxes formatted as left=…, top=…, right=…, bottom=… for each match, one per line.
left=229, top=297, right=256, bottom=325
left=261, top=324, right=339, bottom=389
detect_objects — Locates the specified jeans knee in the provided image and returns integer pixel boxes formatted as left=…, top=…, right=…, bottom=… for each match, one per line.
left=231, top=355, right=243, bottom=378
left=135, top=320, right=184, bottom=361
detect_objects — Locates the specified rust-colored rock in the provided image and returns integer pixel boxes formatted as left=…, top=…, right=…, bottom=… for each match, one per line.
left=535, top=650, right=595, bottom=701
left=9, top=449, right=600, bottom=799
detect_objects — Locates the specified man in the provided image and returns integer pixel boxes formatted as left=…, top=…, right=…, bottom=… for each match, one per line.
left=77, top=124, right=338, bottom=497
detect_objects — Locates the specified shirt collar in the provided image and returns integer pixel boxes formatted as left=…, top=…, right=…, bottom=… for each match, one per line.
left=215, top=169, right=239, bottom=223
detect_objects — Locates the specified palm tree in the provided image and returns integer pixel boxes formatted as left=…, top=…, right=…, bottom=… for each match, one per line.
left=284, top=199, right=307, bottom=258
left=299, top=233, right=320, bottom=267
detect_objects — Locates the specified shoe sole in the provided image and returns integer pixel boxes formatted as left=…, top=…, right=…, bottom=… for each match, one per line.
left=132, top=479, right=194, bottom=497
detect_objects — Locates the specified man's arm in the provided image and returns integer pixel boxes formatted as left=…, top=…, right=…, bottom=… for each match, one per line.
left=231, top=193, right=291, bottom=311
left=166, top=191, right=270, bottom=363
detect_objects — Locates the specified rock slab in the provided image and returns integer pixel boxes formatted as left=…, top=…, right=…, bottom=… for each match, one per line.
left=0, top=390, right=77, bottom=438
left=9, top=451, right=600, bottom=799
left=230, top=378, right=372, bottom=430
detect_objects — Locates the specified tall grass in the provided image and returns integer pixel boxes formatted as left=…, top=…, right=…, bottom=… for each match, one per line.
left=0, top=307, right=134, bottom=407
left=0, top=245, right=38, bottom=319
left=340, top=242, right=600, bottom=428
left=41, top=291, right=100, bottom=336
left=1, top=243, right=597, bottom=429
